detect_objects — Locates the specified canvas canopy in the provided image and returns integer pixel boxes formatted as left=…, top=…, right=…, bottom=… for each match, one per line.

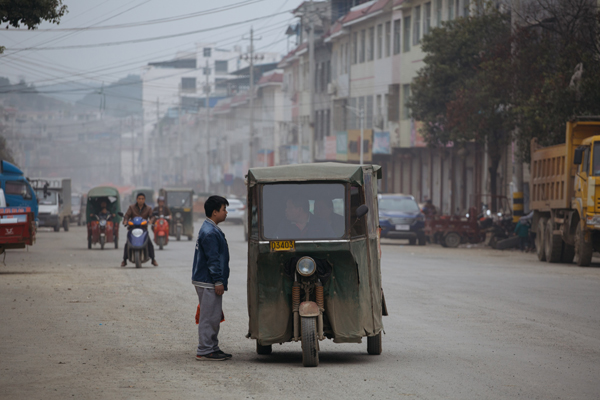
left=86, top=186, right=121, bottom=224
left=247, top=162, right=381, bottom=187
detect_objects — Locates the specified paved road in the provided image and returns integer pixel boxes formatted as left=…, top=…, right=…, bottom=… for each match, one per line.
left=1, top=222, right=599, bottom=399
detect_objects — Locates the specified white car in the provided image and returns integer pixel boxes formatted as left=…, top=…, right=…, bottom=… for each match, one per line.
left=226, top=198, right=246, bottom=225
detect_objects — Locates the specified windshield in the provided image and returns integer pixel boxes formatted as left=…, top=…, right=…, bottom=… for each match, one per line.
left=166, top=191, right=191, bottom=208
left=594, top=142, right=600, bottom=176
left=379, top=197, right=420, bottom=213
left=262, top=183, right=346, bottom=240
left=36, top=190, right=58, bottom=205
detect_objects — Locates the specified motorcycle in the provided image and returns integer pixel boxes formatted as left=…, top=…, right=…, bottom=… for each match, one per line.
left=153, top=214, right=170, bottom=250
left=89, top=213, right=116, bottom=250
left=123, top=215, right=150, bottom=268
left=173, top=211, right=183, bottom=241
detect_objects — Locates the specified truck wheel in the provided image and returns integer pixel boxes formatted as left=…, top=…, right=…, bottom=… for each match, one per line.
left=63, top=218, right=69, bottom=232
left=561, top=242, right=575, bottom=263
left=256, top=342, right=272, bottom=355
left=536, top=218, right=547, bottom=261
left=444, top=232, right=461, bottom=248
left=301, top=317, right=319, bottom=367
left=54, top=224, right=60, bottom=232
left=367, top=332, right=382, bottom=355
left=575, top=221, right=593, bottom=266
left=545, top=219, right=563, bottom=263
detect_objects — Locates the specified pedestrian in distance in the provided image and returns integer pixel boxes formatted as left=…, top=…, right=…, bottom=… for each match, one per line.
left=514, top=218, right=531, bottom=252
left=192, top=195, right=231, bottom=361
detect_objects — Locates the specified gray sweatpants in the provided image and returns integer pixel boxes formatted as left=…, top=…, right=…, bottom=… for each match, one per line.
left=195, top=286, right=223, bottom=356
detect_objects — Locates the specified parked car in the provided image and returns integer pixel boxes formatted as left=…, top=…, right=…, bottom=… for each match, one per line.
left=378, top=194, right=426, bottom=245
left=226, top=198, right=246, bottom=224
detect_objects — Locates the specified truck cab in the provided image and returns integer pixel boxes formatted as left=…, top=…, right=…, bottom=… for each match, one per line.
left=0, top=160, right=38, bottom=221
left=31, top=178, right=71, bottom=232
left=573, top=136, right=600, bottom=225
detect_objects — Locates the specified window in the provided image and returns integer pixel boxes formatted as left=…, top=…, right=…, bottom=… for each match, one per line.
left=424, top=3, right=432, bottom=35
left=593, top=142, right=600, bottom=175
left=6, top=182, right=30, bottom=198
left=413, top=6, right=421, bottom=45
left=262, top=183, right=347, bottom=240
left=436, top=0, right=442, bottom=26
left=359, top=29, right=366, bottom=63
left=352, top=32, right=358, bottom=64
left=387, top=84, right=400, bottom=122
left=448, top=0, right=454, bottom=20
left=403, top=16, right=411, bottom=52
left=368, top=27, right=375, bottom=61
left=214, top=60, right=228, bottom=74
left=463, top=0, right=470, bottom=16
left=181, top=77, right=196, bottom=91
left=402, top=84, right=411, bottom=119
left=377, top=24, right=383, bottom=59
left=393, top=19, right=401, bottom=54
left=203, top=47, right=211, bottom=57
left=350, top=186, right=366, bottom=237
left=385, top=21, right=391, bottom=57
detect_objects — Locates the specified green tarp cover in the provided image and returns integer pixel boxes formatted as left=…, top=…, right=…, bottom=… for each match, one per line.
left=86, top=186, right=121, bottom=224
left=247, top=162, right=381, bottom=187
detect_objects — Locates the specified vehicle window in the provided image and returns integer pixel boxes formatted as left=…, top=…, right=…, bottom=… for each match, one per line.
left=5, top=181, right=28, bottom=197
left=250, top=186, right=259, bottom=239
left=379, top=197, right=420, bottom=213
left=262, top=183, right=346, bottom=240
left=593, top=142, right=600, bottom=176
left=166, top=192, right=191, bottom=207
left=583, top=147, right=590, bottom=175
left=36, top=190, right=58, bottom=205
left=350, top=186, right=366, bottom=237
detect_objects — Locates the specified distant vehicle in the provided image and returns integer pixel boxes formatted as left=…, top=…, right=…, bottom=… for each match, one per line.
left=31, top=177, right=71, bottom=232
left=226, top=198, right=246, bottom=224
left=71, top=193, right=83, bottom=225
left=0, top=160, right=38, bottom=221
left=0, top=205, right=36, bottom=255
left=378, top=194, right=426, bottom=245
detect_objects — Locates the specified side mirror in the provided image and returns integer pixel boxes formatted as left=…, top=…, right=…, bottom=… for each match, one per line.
left=573, top=147, right=584, bottom=165
left=356, top=204, right=369, bottom=219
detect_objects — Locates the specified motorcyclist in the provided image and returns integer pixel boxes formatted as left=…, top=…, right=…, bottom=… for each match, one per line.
left=121, top=193, right=158, bottom=267
left=97, top=201, right=113, bottom=220
left=152, top=196, right=171, bottom=221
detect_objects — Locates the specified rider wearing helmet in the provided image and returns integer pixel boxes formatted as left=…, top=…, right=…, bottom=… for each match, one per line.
left=152, top=196, right=171, bottom=222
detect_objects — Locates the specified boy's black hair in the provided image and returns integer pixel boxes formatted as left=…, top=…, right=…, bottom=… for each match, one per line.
left=136, top=193, right=146, bottom=199
left=204, top=195, right=229, bottom=217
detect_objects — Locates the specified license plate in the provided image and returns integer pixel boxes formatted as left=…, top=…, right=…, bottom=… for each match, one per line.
left=395, top=224, right=410, bottom=231
left=270, top=240, right=295, bottom=252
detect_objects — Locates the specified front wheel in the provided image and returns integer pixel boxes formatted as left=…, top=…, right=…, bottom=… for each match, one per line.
left=301, top=317, right=319, bottom=367
left=367, top=332, right=382, bottom=355
left=100, top=236, right=105, bottom=250
left=134, top=251, right=141, bottom=268
left=256, top=342, right=272, bottom=355
left=158, top=236, right=164, bottom=250
left=536, top=217, right=547, bottom=261
left=575, top=220, right=593, bottom=266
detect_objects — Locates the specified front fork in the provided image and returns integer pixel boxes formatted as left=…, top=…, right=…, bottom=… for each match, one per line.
left=292, top=281, right=325, bottom=341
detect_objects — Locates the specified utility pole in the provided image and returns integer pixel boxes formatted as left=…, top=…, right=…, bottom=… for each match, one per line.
left=131, top=116, right=135, bottom=185
left=511, top=0, right=524, bottom=221
left=242, top=27, right=263, bottom=168
left=156, top=98, right=161, bottom=188
left=204, top=58, right=211, bottom=191
left=308, top=0, right=316, bottom=163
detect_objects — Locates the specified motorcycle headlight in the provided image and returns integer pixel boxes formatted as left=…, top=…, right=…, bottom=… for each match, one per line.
left=132, top=228, right=144, bottom=237
left=296, top=257, right=316, bottom=277
left=175, top=212, right=181, bottom=218
left=159, top=220, right=164, bottom=225
left=99, top=220, right=107, bottom=227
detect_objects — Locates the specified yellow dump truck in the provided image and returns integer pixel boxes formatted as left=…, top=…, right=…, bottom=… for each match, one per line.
left=530, top=117, right=600, bottom=266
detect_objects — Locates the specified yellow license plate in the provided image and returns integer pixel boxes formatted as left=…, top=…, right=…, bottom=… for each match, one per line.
left=270, top=240, right=295, bottom=252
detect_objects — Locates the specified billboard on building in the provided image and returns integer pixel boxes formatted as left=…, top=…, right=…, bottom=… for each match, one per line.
left=325, top=136, right=337, bottom=160
left=373, top=131, right=391, bottom=154
left=410, top=120, right=428, bottom=147
left=347, top=129, right=373, bottom=162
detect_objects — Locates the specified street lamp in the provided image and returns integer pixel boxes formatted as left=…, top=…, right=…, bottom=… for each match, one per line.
left=345, top=105, right=365, bottom=164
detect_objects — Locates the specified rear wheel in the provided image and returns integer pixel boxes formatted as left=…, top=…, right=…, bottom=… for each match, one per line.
left=256, top=342, right=272, bottom=355
left=114, top=237, right=118, bottom=249
left=545, top=218, right=563, bottom=263
left=561, top=242, right=575, bottom=263
left=367, top=332, right=382, bottom=355
left=444, top=232, right=461, bottom=248
left=134, top=251, right=141, bottom=268
left=301, top=317, right=319, bottom=367
left=87, top=236, right=92, bottom=249
left=536, top=218, right=547, bottom=261
left=575, top=221, right=593, bottom=266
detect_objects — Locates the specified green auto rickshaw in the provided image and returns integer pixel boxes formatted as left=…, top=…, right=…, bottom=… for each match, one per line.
left=246, top=163, right=387, bottom=367
left=86, top=186, right=121, bottom=249
left=159, top=187, right=194, bottom=241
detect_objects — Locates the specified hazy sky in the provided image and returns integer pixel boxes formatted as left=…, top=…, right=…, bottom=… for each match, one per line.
left=0, top=0, right=296, bottom=90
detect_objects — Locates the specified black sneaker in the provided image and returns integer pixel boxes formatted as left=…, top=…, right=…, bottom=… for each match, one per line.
left=215, top=350, right=232, bottom=359
left=196, top=352, right=228, bottom=361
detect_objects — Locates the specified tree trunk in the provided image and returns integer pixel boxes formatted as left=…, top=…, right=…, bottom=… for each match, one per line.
left=489, top=155, right=501, bottom=212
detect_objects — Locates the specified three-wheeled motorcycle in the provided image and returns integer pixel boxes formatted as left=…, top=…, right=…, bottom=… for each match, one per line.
left=86, top=186, right=121, bottom=249
left=246, top=163, right=387, bottom=367
left=159, top=187, right=194, bottom=241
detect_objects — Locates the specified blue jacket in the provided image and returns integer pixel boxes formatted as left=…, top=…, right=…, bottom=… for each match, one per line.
left=192, top=220, right=230, bottom=290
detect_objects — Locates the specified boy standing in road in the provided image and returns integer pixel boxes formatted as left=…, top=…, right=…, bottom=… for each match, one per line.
left=192, top=195, right=231, bottom=361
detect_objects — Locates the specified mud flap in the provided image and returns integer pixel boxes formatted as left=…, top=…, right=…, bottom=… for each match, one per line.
left=381, top=289, right=388, bottom=316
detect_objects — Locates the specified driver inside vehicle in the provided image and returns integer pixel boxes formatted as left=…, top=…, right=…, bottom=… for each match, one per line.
left=314, top=197, right=345, bottom=237
left=98, top=201, right=112, bottom=219
left=274, top=195, right=335, bottom=239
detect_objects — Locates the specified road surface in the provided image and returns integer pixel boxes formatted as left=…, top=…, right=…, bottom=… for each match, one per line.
left=1, top=221, right=599, bottom=399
